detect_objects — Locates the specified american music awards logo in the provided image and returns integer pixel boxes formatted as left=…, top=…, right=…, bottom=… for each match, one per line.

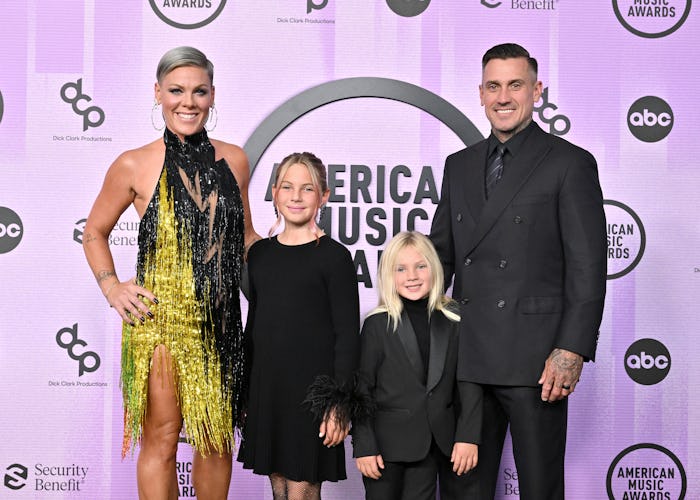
left=612, top=0, right=691, bottom=38
left=149, top=0, right=227, bottom=29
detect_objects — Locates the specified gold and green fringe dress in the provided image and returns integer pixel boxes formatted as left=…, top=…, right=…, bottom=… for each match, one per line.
left=121, top=127, right=246, bottom=457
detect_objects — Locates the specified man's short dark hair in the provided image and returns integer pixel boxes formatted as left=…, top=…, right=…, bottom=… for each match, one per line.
left=482, top=43, right=538, bottom=77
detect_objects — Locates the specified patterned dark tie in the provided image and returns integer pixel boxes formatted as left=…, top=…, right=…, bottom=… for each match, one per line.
left=485, top=144, right=506, bottom=199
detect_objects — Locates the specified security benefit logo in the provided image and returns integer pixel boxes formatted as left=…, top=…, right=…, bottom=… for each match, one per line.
left=73, top=217, right=139, bottom=247
left=627, top=96, right=673, bottom=143
left=624, top=338, right=671, bottom=385
left=4, top=464, right=27, bottom=491
left=613, top=0, right=692, bottom=38
left=3, top=463, right=89, bottom=493
left=604, top=200, right=645, bottom=280
left=60, top=79, right=105, bottom=132
left=55, top=323, right=101, bottom=377
left=149, top=0, right=226, bottom=29
left=0, top=206, right=23, bottom=254
left=607, top=443, right=686, bottom=499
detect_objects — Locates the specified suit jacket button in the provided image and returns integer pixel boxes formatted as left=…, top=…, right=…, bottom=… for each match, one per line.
left=457, top=213, right=463, bottom=222
left=499, top=259, right=507, bottom=269
left=497, top=300, right=506, bottom=308
left=513, top=216, right=523, bottom=224
left=460, top=298, right=469, bottom=305
left=464, top=257, right=472, bottom=266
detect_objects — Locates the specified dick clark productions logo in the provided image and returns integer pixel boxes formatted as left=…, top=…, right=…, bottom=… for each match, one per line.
left=60, top=79, right=105, bottom=131
left=56, top=324, right=100, bottom=376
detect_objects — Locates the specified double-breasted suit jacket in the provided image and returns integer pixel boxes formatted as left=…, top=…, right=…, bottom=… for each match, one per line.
left=430, top=123, right=607, bottom=386
left=352, top=309, right=482, bottom=462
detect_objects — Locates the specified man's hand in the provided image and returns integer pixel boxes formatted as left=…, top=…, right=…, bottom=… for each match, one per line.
left=538, top=348, right=583, bottom=402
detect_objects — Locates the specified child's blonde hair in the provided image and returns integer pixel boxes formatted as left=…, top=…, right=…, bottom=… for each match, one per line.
left=369, top=231, right=459, bottom=331
left=268, top=152, right=328, bottom=238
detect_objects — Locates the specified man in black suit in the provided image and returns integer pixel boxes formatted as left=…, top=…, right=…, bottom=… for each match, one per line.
left=429, top=43, right=607, bottom=499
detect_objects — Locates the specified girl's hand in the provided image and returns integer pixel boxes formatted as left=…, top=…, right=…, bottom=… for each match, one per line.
left=318, top=407, right=349, bottom=447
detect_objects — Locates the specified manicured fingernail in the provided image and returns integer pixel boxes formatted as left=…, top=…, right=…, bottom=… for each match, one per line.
left=153, top=297, right=160, bottom=304
left=147, top=312, right=154, bottom=318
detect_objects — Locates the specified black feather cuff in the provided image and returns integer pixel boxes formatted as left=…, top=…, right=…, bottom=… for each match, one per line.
left=304, top=374, right=375, bottom=428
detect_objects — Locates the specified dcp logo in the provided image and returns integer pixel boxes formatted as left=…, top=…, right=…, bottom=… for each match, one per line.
left=386, top=0, right=431, bottom=17
left=624, top=338, right=671, bottom=385
left=60, top=79, right=105, bottom=131
left=4, top=463, right=27, bottom=490
left=0, top=206, right=23, bottom=254
left=627, top=96, right=673, bottom=143
left=534, top=87, right=570, bottom=136
left=56, top=323, right=101, bottom=376
left=307, top=0, right=328, bottom=14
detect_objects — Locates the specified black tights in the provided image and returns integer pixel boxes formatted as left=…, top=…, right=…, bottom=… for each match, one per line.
left=270, top=473, right=321, bottom=500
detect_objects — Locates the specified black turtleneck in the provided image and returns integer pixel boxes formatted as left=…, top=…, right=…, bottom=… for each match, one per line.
left=401, top=296, right=430, bottom=383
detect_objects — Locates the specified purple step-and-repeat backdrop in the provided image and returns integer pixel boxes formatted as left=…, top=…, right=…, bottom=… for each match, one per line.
left=1, top=1, right=698, bottom=499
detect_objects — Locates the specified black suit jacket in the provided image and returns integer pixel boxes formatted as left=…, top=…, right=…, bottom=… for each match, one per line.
left=352, top=309, right=482, bottom=463
left=430, top=123, right=607, bottom=386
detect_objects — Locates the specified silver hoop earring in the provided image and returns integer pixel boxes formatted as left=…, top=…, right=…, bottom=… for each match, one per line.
left=206, top=105, right=218, bottom=132
left=317, top=205, right=326, bottom=223
left=151, top=102, right=165, bottom=131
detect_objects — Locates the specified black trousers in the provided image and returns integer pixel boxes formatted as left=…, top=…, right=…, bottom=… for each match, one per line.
left=477, top=385, right=568, bottom=500
left=362, top=440, right=480, bottom=500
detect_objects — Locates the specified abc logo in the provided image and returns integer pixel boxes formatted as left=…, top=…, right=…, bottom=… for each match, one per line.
left=386, top=0, right=431, bottom=17
left=0, top=206, right=23, bottom=254
left=627, top=96, right=673, bottom=143
left=624, top=338, right=671, bottom=385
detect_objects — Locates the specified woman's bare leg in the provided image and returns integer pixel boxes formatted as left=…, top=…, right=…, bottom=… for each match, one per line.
left=191, top=450, right=232, bottom=499
left=137, top=345, right=182, bottom=500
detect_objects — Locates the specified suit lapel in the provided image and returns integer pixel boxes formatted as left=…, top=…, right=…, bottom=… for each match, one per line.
left=462, top=141, right=489, bottom=224
left=465, top=125, right=552, bottom=255
left=397, top=310, right=425, bottom=382
left=426, top=311, right=449, bottom=392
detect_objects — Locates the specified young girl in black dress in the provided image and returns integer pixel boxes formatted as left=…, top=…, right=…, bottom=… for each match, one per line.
left=239, top=152, right=361, bottom=500
left=352, top=231, right=482, bottom=500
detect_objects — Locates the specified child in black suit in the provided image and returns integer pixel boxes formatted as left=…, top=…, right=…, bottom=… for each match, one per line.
left=352, top=231, right=482, bottom=500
